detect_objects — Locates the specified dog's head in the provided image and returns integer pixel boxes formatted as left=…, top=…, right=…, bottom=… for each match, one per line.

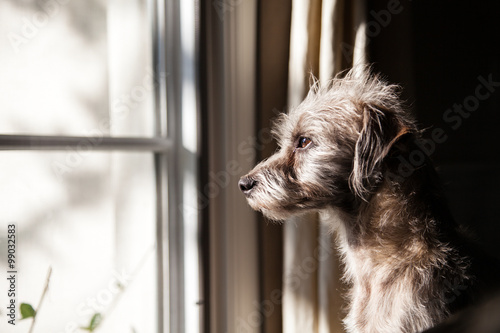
left=239, top=69, right=414, bottom=221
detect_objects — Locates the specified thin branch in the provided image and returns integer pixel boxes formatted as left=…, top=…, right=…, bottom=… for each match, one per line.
left=28, top=266, right=52, bottom=333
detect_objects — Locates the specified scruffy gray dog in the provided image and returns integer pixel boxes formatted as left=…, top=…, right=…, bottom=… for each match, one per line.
left=239, top=68, right=500, bottom=333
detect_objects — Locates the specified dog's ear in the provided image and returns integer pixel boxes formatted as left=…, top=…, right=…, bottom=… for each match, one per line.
left=350, top=104, right=410, bottom=200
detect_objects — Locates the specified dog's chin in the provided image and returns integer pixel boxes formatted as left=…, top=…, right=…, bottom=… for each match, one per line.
left=244, top=197, right=290, bottom=222
left=246, top=197, right=316, bottom=222
left=259, top=208, right=297, bottom=222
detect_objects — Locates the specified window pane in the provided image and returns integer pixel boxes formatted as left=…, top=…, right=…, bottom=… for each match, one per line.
left=0, top=151, right=157, bottom=332
left=0, top=1, right=155, bottom=137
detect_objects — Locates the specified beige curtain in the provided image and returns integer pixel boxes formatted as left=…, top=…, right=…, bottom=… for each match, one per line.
left=283, top=0, right=366, bottom=332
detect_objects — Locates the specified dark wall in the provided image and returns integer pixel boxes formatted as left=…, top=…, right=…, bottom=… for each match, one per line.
left=370, top=0, right=500, bottom=255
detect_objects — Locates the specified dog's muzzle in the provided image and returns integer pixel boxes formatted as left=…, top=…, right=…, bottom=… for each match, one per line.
left=238, top=176, right=257, bottom=196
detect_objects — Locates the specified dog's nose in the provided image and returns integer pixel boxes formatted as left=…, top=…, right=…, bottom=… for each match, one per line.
left=239, top=176, right=257, bottom=194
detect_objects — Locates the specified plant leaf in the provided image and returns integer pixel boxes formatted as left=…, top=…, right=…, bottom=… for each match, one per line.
left=81, top=313, right=102, bottom=332
left=20, top=303, right=36, bottom=320
left=89, top=313, right=102, bottom=330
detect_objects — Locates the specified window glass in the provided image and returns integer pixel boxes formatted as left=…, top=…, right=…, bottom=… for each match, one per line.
left=0, top=0, right=155, bottom=137
left=0, top=151, right=157, bottom=332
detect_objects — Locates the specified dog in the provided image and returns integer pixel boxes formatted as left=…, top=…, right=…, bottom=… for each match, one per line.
left=238, top=68, right=500, bottom=333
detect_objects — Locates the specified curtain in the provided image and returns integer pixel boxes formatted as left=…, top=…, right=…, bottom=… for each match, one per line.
left=283, top=0, right=366, bottom=332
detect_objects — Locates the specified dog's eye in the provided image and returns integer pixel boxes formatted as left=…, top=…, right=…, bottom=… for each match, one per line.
left=297, top=137, right=312, bottom=149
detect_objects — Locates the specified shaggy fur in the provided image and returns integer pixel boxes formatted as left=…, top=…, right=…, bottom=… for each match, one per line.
left=239, top=68, right=500, bottom=332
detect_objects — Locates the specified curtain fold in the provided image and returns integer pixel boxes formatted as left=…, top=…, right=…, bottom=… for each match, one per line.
left=283, top=1, right=366, bottom=332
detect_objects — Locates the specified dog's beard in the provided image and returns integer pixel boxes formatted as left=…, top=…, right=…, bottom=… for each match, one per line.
left=244, top=176, right=333, bottom=221
left=249, top=201, right=310, bottom=222
left=244, top=181, right=296, bottom=221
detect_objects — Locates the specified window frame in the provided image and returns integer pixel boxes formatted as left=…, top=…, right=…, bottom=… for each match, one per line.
left=0, top=0, right=198, bottom=332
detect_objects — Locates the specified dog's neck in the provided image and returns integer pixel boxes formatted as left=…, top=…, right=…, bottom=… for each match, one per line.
left=331, top=178, right=451, bottom=273
left=326, top=165, right=469, bottom=332
left=345, top=150, right=460, bottom=253
left=340, top=162, right=465, bottom=277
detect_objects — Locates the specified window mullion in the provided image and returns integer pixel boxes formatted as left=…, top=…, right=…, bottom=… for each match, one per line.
left=0, top=135, right=171, bottom=152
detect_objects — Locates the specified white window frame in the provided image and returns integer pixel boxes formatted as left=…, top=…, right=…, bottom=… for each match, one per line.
left=0, top=0, right=202, bottom=332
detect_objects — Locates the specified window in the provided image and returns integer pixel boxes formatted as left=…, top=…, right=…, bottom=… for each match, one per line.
left=0, top=1, right=200, bottom=332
